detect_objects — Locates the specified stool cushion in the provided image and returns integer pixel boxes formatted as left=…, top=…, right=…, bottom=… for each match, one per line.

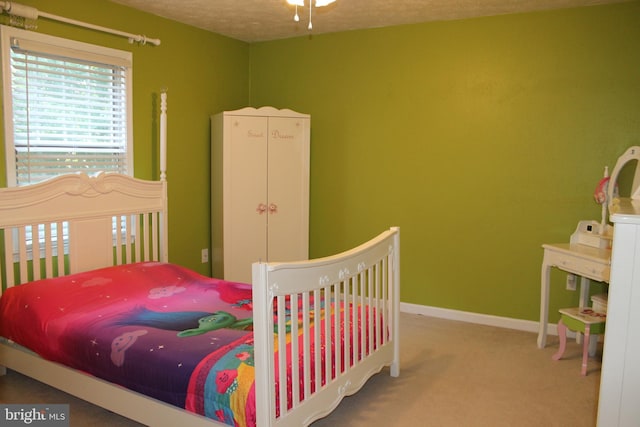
left=559, top=307, right=606, bottom=335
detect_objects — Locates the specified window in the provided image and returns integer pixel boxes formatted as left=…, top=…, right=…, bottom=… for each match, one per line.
left=1, top=25, right=133, bottom=187
left=1, top=26, right=134, bottom=259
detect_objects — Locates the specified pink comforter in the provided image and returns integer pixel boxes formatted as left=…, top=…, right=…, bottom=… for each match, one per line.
left=0, top=262, right=375, bottom=426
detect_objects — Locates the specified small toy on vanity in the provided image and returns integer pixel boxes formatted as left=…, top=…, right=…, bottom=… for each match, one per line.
left=569, top=166, right=615, bottom=249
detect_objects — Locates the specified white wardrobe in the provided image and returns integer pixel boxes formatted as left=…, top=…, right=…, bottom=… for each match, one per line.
left=211, top=107, right=310, bottom=283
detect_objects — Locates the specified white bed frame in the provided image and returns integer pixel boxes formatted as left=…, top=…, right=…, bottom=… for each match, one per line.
left=0, top=95, right=400, bottom=427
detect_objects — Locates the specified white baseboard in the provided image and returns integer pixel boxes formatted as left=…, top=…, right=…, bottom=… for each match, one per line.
left=400, top=302, right=559, bottom=336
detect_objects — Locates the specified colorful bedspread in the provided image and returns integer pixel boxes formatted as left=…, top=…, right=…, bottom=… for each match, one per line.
left=0, top=262, right=376, bottom=427
left=0, top=262, right=260, bottom=425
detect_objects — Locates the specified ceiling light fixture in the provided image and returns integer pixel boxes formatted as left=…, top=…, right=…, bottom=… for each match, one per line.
left=287, top=0, right=336, bottom=31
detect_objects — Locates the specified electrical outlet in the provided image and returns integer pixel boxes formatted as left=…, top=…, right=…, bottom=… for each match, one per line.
left=566, top=273, right=577, bottom=291
left=201, top=248, right=209, bottom=263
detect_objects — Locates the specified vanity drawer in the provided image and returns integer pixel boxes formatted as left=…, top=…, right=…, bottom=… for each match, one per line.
left=546, top=250, right=610, bottom=282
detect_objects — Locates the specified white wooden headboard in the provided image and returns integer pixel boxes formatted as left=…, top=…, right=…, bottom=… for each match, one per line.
left=0, top=91, right=168, bottom=291
left=0, top=172, right=168, bottom=289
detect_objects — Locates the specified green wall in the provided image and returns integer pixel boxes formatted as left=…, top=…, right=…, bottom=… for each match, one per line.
left=1, top=1, right=639, bottom=324
left=248, top=1, right=640, bottom=322
left=0, top=0, right=251, bottom=276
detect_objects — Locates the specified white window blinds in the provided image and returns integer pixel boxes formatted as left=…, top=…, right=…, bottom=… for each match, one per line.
left=1, top=26, right=133, bottom=186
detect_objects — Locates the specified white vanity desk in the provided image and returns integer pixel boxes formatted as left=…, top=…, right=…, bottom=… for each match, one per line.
left=597, top=197, right=640, bottom=426
left=537, top=242, right=611, bottom=349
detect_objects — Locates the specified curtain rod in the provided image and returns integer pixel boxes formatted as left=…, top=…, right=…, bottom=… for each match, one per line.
left=0, top=1, right=161, bottom=46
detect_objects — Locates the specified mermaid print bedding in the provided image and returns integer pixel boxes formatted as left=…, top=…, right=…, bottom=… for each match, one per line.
left=0, top=262, right=372, bottom=426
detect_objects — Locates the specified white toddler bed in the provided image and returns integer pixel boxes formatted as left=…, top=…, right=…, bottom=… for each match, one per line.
left=0, top=96, right=400, bottom=427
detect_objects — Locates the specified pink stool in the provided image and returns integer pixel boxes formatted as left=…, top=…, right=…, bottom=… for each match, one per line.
left=552, top=307, right=606, bottom=376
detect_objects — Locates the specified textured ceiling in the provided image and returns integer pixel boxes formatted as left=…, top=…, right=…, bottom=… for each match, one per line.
left=110, top=0, right=628, bottom=43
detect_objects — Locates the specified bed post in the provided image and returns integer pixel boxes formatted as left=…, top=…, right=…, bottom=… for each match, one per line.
left=252, top=261, right=274, bottom=427
left=160, top=90, right=168, bottom=182
left=159, top=90, right=169, bottom=263
left=390, top=226, right=401, bottom=377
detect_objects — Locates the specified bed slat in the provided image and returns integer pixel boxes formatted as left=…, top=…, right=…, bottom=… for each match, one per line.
left=44, top=223, right=53, bottom=278
left=32, top=225, right=41, bottom=282
left=277, top=295, right=287, bottom=417
left=142, top=213, right=150, bottom=261
left=3, top=229, right=15, bottom=288
left=18, top=227, right=28, bottom=284
left=152, top=212, right=159, bottom=261
left=125, top=215, right=134, bottom=263
left=56, top=222, right=65, bottom=278
left=313, top=288, right=322, bottom=394
left=323, top=284, right=332, bottom=391
left=302, top=292, right=311, bottom=403
left=291, top=293, right=300, bottom=406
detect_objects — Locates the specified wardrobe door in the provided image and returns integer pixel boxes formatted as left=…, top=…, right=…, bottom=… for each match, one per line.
left=266, top=116, right=309, bottom=262
left=224, top=115, right=268, bottom=282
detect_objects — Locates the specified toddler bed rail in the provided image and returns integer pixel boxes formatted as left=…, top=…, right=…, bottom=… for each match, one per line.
left=253, top=226, right=400, bottom=426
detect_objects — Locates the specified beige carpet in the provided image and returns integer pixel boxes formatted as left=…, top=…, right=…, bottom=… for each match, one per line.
left=0, top=312, right=600, bottom=426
